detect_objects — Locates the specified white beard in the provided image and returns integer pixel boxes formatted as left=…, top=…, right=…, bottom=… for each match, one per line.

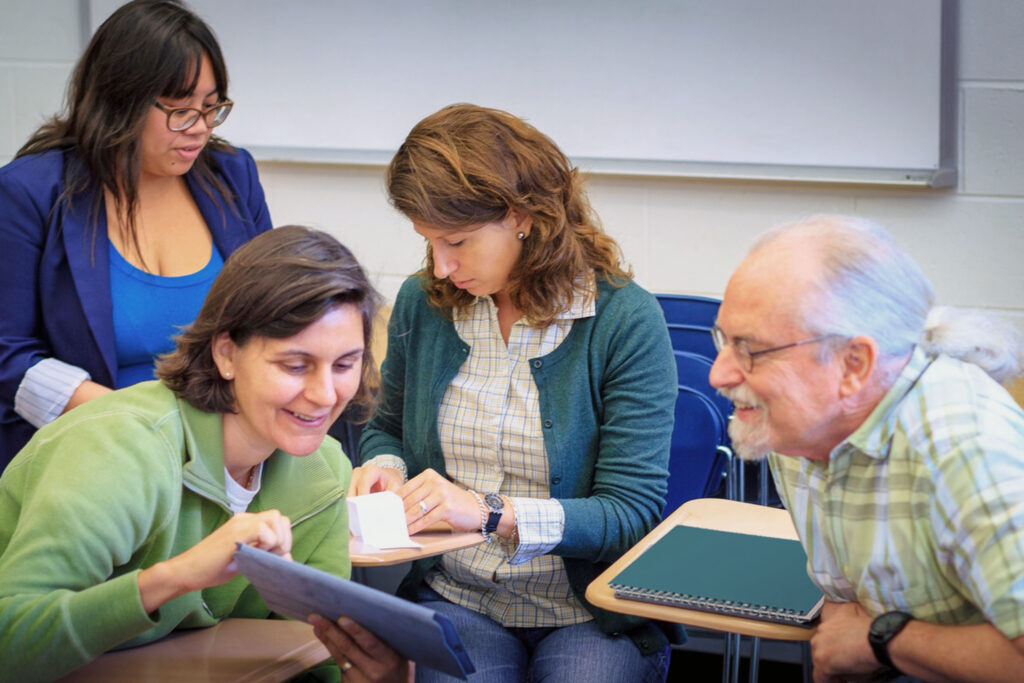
left=720, top=385, right=772, bottom=462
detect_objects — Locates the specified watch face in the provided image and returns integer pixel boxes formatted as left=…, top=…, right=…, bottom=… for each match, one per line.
left=871, top=611, right=912, bottom=637
left=483, top=493, right=503, bottom=512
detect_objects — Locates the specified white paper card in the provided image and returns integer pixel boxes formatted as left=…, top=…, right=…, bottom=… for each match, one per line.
left=347, top=491, right=422, bottom=550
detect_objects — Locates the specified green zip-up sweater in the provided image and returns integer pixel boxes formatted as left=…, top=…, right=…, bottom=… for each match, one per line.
left=360, top=276, right=682, bottom=653
left=0, top=380, right=350, bottom=682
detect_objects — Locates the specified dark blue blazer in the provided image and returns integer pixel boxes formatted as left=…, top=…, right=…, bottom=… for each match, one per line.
left=0, top=146, right=272, bottom=467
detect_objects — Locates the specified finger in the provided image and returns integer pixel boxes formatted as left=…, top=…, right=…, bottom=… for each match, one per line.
left=273, top=513, right=293, bottom=555
left=349, top=466, right=371, bottom=497
left=405, top=497, right=435, bottom=530
left=354, top=466, right=392, bottom=497
left=255, top=519, right=280, bottom=551
left=396, top=468, right=435, bottom=499
left=336, top=616, right=395, bottom=664
left=323, top=617, right=382, bottom=677
left=308, top=614, right=359, bottom=656
left=401, top=491, right=431, bottom=521
left=308, top=623, right=359, bottom=679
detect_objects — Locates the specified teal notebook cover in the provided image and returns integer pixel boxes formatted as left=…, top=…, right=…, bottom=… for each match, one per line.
left=608, top=525, right=823, bottom=626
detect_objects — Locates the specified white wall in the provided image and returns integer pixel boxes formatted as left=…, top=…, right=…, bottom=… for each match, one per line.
left=2, top=1, right=1022, bottom=333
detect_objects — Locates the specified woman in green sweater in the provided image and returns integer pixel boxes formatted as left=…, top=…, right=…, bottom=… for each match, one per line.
left=0, top=226, right=380, bottom=680
left=348, top=104, right=679, bottom=682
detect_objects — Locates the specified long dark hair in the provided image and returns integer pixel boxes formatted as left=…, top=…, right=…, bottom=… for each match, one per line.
left=18, top=0, right=235, bottom=257
left=387, top=103, right=631, bottom=326
left=157, top=226, right=382, bottom=418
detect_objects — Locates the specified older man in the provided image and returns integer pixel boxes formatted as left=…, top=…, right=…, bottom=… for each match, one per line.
left=709, top=215, right=1024, bottom=682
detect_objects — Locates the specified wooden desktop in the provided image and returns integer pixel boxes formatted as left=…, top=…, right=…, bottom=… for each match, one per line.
left=586, top=497, right=816, bottom=641
left=351, top=526, right=483, bottom=567
left=62, top=528, right=481, bottom=681
left=59, top=619, right=329, bottom=682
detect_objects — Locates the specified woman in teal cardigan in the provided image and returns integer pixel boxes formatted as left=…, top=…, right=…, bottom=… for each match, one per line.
left=0, top=226, right=383, bottom=680
left=349, top=104, right=679, bottom=682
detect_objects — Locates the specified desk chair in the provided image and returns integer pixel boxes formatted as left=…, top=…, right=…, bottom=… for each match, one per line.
left=659, top=297, right=779, bottom=682
left=673, top=352, right=740, bottom=502
left=665, top=386, right=732, bottom=515
left=666, top=323, right=718, bottom=361
left=656, top=293, right=721, bottom=328
left=671, top=347, right=776, bottom=507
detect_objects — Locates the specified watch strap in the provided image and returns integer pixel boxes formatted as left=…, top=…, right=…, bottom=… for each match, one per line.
left=483, top=493, right=504, bottom=535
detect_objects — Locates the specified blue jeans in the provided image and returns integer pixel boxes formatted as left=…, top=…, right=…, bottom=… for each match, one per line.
left=413, top=584, right=670, bottom=683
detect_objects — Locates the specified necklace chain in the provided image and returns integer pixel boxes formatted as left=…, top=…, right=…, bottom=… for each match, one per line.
left=244, top=465, right=257, bottom=490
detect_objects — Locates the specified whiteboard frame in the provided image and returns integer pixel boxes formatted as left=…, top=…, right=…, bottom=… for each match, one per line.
left=86, top=0, right=958, bottom=188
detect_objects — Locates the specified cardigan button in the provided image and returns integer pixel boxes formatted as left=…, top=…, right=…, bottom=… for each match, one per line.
left=532, top=359, right=542, bottom=368
left=551, top=475, right=561, bottom=485
left=543, top=419, right=553, bottom=428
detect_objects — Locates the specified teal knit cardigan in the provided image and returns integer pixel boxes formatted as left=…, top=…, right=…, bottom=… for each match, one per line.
left=360, top=276, right=683, bottom=653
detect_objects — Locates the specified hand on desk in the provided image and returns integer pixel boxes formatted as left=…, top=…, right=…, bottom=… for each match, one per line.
left=309, top=614, right=413, bottom=682
left=399, top=468, right=483, bottom=535
left=810, top=601, right=880, bottom=683
left=137, top=509, right=293, bottom=613
left=350, top=465, right=487, bottom=536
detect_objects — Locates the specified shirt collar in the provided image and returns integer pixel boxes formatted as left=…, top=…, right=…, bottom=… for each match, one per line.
left=455, top=278, right=597, bottom=322
left=834, top=345, right=935, bottom=460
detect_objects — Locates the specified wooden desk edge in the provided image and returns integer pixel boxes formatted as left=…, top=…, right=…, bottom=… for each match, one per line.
left=586, top=498, right=816, bottom=641
left=61, top=619, right=331, bottom=682
left=351, top=530, right=484, bottom=567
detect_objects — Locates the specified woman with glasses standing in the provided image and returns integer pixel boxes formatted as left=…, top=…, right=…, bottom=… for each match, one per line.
left=0, top=0, right=271, bottom=469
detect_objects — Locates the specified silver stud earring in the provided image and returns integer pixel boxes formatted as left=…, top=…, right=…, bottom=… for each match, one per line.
left=224, top=371, right=232, bottom=379
left=517, top=232, right=526, bottom=240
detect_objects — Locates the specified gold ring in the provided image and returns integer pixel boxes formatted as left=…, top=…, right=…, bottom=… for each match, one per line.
left=340, top=660, right=353, bottom=672
left=419, top=500, right=429, bottom=515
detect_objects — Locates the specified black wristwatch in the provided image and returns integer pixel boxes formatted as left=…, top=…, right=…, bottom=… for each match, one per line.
left=482, top=493, right=504, bottom=536
left=868, top=611, right=913, bottom=671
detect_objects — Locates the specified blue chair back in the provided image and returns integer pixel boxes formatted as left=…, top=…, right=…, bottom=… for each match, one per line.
left=673, top=351, right=732, bottom=425
left=664, top=385, right=730, bottom=517
left=655, top=293, right=721, bottom=327
left=666, top=323, right=717, bottom=361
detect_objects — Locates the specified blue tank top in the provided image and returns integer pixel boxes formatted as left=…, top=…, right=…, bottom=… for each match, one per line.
left=109, top=241, right=224, bottom=388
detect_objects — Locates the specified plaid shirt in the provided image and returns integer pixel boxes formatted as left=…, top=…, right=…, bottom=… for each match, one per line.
left=424, top=292, right=595, bottom=627
left=770, top=347, right=1024, bottom=638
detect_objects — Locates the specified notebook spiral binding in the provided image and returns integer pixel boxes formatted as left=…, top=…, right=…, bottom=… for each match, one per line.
left=609, top=583, right=813, bottom=626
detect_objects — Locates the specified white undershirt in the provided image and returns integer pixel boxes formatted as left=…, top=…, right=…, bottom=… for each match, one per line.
left=224, top=463, right=263, bottom=514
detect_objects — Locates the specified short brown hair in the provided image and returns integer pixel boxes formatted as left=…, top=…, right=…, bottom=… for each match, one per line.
left=387, top=103, right=631, bottom=326
left=157, top=226, right=381, bottom=416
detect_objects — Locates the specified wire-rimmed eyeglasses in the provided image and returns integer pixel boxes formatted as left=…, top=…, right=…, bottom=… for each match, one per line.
left=710, top=325, right=838, bottom=372
left=153, top=99, right=233, bottom=132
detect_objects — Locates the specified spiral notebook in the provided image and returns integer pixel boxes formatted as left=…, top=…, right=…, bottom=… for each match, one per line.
left=234, top=544, right=475, bottom=679
left=608, top=525, right=823, bottom=626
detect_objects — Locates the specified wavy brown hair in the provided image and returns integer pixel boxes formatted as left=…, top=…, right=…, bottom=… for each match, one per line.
left=386, top=103, right=631, bottom=325
left=157, top=226, right=381, bottom=418
left=17, top=0, right=236, bottom=260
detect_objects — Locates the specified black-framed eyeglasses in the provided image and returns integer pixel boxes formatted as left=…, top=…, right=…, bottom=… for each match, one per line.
left=153, top=99, right=233, bottom=132
left=710, top=325, right=838, bottom=372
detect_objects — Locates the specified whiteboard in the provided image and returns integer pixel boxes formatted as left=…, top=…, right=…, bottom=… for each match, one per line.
left=90, top=0, right=955, bottom=186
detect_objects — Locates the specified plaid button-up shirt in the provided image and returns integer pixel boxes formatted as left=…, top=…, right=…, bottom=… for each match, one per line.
left=771, top=347, right=1024, bottom=638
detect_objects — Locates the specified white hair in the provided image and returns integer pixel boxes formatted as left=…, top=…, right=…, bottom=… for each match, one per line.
left=924, top=306, right=1024, bottom=384
left=751, top=215, right=1024, bottom=385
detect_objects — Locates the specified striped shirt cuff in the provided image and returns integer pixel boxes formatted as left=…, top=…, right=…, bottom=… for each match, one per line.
left=507, top=497, right=564, bottom=565
left=14, top=358, right=92, bottom=428
left=361, top=454, right=408, bottom=482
